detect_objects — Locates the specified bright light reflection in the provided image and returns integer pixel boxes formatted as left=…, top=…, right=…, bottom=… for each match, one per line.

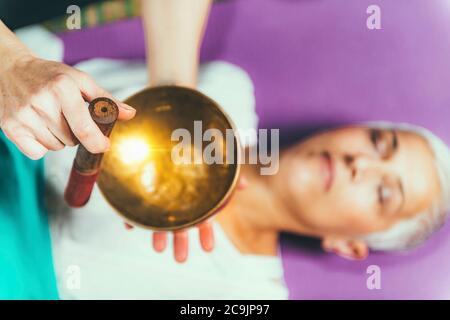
left=141, top=162, right=156, bottom=192
left=116, top=137, right=150, bottom=165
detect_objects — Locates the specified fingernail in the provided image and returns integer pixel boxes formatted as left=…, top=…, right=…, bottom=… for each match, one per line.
left=175, top=253, right=188, bottom=263
left=121, top=103, right=136, bottom=112
left=124, top=222, right=133, bottom=230
left=238, top=176, right=249, bottom=190
left=154, top=242, right=165, bottom=252
left=174, top=240, right=188, bottom=263
left=153, top=234, right=166, bottom=252
left=203, top=237, right=214, bottom=252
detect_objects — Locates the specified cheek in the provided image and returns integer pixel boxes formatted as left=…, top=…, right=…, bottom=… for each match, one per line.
left=285, top=154, right=323, bottom=197
left=325, top=186, right=383, bottom=234
left=294, top=180, right=382, bottom=235
left=282, top=147, right=385, bottom=235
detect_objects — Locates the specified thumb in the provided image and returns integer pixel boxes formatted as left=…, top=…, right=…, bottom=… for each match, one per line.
left=69, top=70, right=136, bottom=121
left=115, top=101, right=136, bottom=121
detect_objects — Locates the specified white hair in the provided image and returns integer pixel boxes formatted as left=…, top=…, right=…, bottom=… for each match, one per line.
left=361, top=122, right=450, bottom=251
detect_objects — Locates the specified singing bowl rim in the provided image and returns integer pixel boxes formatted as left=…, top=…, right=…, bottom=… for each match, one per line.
left=97, top=85, right=242, bottom=231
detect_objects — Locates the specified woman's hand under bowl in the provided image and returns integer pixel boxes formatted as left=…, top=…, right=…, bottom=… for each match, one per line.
left=124, top=176, right=248, bottom=263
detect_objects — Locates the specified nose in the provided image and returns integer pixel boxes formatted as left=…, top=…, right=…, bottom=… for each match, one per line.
left=344, top=154, right=382, bottom=181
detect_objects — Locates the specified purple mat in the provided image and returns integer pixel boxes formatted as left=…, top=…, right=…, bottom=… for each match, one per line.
left=59, top=0, right=450, bottom=299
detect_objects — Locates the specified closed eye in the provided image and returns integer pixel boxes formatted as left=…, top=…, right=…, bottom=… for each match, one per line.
left=370, top=129, right=398, bottom=159
left=377, top=178, right=405, bottom=214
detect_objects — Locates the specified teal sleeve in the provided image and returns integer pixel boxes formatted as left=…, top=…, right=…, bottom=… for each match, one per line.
left=0, top=131, right=59, bottom=299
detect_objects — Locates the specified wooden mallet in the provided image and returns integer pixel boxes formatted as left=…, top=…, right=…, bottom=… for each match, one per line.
left=64, top=97, right=119, bottom=208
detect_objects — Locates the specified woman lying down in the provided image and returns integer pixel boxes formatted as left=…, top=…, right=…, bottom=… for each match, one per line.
left=45, top=61, right=450, bottom=299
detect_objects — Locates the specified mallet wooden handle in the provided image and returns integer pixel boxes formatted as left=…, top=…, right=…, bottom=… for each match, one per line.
left=64, top=97, right=119, bottom=208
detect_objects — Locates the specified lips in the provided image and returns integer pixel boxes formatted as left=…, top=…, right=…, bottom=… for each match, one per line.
left=321, top=151, right=335, bottom=191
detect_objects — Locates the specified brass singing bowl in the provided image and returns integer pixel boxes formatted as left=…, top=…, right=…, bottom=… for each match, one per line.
left=97, top=86, right=240, bottom=231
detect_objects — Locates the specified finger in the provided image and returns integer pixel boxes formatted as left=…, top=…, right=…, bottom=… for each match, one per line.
left=69, top=70, right=136, bottom=121
left=55, top=76, right=110, bottom=153
left=198, top=221, right=214, bottom=252
left=33, top=126, right=65, bottom=151
left=31, top=93, right=77, bottom=147
left=25, top=111, right=65, bottom=151
left=237, top=175, right=249, bottom=190
left=12, top=107, right=64, bottom=151
left=152, top=232, right=167, bottom=252
left=51, top=116, right=78, bottom=147
left=173, top=231, right=189, bottom=263
left=124, top=222, right=134, bottom=230
left=13, top=134, right=48, bottom=160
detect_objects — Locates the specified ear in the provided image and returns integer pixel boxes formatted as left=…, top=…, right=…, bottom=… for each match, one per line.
left=321, top=237, right=369, bottom=260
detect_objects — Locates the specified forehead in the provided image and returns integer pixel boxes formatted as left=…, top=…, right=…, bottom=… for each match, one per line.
left=394, top=130, right=440, bottom=218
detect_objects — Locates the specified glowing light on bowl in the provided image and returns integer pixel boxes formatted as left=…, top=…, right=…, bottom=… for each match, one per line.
left=141, top=162, right=156, bottom=192
left=116, top=137, right=150, bottom=165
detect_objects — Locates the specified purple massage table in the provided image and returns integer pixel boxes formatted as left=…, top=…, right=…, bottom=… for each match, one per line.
left=59, top=0, right=450, bottom=299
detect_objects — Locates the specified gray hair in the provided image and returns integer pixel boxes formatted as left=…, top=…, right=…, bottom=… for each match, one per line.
left=361, top=122, right=450, bottom=251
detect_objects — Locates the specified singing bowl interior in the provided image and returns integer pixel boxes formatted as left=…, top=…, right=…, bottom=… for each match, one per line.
left=97, top=86, right=240, bottom=231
